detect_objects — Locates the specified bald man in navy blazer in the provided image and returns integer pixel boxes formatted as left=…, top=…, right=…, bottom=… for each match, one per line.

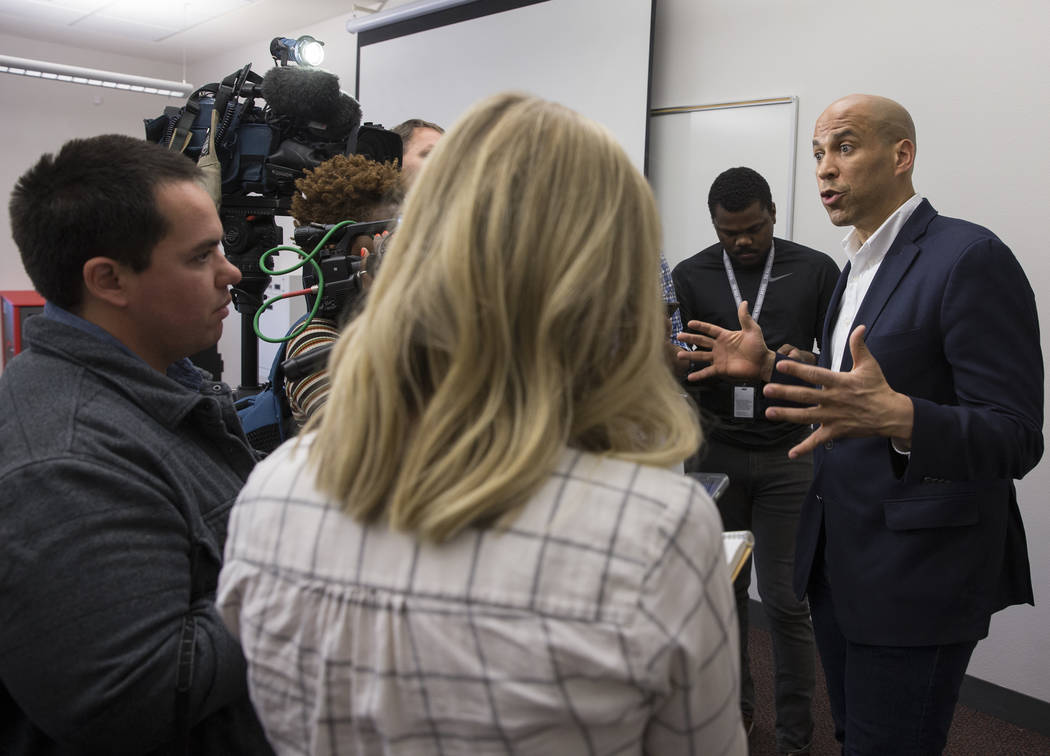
left=678, top=94, right=1043, bottom=755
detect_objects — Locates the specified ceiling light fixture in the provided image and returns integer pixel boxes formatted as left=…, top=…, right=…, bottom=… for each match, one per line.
left=0, top=54, right=192, bottom=98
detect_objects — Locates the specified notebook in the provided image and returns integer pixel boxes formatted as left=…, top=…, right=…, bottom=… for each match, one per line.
left=722, top=530, right=754, bottom=581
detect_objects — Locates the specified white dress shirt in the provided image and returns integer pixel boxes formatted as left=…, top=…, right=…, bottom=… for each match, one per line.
left=217, top=436, right=747, bottom=756
left=828, top=194, right=924, bottom=371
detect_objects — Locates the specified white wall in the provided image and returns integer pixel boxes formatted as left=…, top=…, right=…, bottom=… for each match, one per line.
left=653, top=0, right=1050, bottom=704
left=0, top=33, right=188, bottom=298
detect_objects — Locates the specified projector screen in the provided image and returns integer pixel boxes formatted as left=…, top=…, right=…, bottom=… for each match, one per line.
left=355, top=0, right=655, bottom=172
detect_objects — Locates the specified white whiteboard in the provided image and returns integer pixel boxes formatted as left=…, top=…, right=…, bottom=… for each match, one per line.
left=648, top=98, right=799, bottom=270
left=356, top=0, right=654, bottom=172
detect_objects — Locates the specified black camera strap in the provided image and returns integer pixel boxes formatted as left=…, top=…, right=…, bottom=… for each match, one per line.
left=166, top=89, right=209, bottom=154
left=165, top=65, right=264, bottom=156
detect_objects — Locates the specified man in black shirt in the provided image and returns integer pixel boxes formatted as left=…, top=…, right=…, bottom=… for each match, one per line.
left=673, top=167, right=839, bottom=756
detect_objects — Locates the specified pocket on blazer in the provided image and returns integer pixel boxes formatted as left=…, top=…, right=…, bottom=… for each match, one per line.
left=866, top=326, right=930, bottom=359
left=883, top=494, right=979, bottom=530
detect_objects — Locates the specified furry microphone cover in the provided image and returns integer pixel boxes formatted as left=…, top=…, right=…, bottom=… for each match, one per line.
left=261, top=67, right=363, bottom=140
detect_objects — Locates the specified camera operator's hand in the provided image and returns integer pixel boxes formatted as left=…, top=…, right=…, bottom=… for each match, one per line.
left=361, top=230, right=390, bottom=290
left=359, top=248, right=374, bottom=290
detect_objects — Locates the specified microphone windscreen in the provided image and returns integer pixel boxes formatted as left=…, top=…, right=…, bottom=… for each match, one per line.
left=328, top=93, right=363, bottom=141
left=261, top=67, right=341, bottom=122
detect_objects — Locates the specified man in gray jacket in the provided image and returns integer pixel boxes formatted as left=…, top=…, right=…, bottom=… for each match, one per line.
left=0, top=135, right=272, bottom=754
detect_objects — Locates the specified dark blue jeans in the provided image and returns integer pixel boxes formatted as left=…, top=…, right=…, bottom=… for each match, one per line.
left=808, top=561, right=977, bottom=755
left=689, top=439, right=816, bottom=753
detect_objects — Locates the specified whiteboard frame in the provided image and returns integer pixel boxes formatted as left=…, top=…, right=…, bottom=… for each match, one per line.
left=650, top=96, right=799, bottom=239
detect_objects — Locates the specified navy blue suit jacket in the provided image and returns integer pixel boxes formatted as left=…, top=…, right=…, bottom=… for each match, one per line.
left=790, top=199, right=1043, bottom=646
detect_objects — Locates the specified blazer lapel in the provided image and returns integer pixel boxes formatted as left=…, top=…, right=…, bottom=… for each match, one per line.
left=820, top=265, right=850, bottom=369
left=838, top=200, right=937, bottom=371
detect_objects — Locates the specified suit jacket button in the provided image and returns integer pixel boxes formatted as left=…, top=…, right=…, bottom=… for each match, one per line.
left=824, top=440, right=834, bottom=450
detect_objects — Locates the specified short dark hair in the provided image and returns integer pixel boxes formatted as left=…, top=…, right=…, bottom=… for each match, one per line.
left=391, top=118, right=445, bottom=146
left=9, top=134, right=203, bottom=309
left=707, top=166, right=773, bottom=217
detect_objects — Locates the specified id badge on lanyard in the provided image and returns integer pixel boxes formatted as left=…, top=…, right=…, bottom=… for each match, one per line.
left=733, top=385, right=756, bottom=419
left=723, top=246, right=775, bottom=420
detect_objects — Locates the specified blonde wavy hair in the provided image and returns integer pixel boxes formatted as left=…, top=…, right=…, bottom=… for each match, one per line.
left=308, top=92, right=701, bottom=541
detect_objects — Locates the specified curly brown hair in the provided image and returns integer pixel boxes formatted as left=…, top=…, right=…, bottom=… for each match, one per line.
left=291, top=154, right=402, bottom=225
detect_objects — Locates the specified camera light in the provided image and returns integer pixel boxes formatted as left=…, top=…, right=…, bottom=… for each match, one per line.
left=270, top=35, right=326, bottom=68
left=298, top=37, right=325, bottom=67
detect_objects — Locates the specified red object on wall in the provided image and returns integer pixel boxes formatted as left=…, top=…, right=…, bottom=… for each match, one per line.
left=1, top=290, right=46, bottom=367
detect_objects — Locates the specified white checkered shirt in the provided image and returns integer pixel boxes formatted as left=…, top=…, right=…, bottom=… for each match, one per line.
left=217, top=436, right=745, bottom=755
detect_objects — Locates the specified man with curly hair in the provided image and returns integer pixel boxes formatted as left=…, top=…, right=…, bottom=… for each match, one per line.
left=284, top=154, right=402, bottom=425
left=291, top=153, right=401, bottom=226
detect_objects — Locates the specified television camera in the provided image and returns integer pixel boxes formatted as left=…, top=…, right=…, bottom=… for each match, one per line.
left=292, top=219, right=391, bottom=320
left=144, top=36, right=401, bottom=388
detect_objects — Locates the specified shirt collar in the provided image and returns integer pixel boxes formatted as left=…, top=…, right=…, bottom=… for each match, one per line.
left=721, top=239, right=776, bottom=266
left=43, top=302, right=203, bottom=391
left=44, top=301, right=135, bottom=355
left=841, top=193, right=923, bottom=273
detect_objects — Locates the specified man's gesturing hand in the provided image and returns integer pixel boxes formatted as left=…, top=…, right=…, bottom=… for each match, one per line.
left=763, top=325, right=915, bottom=458
left=676, top=301, right=776, bottom=383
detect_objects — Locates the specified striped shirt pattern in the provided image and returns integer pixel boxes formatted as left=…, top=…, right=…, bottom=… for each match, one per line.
left=284, top=317, right=340, bottom=426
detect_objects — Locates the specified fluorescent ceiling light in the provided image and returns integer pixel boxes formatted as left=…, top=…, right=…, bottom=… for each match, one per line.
left=0, top=54, right=192, bottom=98
left=346, top=0, right=478, bottom=34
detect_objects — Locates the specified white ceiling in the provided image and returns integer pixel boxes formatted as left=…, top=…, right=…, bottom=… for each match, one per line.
left=0, top=0, right=400, bottom=64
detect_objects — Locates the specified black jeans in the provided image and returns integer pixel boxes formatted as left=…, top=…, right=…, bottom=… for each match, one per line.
left=690, top=439, right=816, bottom=753
left=808, top=562, right=977, bottom=755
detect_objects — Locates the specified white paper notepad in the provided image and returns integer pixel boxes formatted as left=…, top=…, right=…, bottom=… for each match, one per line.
left=722, top=530, right=754, bottom=581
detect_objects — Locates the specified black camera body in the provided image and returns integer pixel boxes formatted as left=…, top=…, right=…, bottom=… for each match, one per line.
left=146, top=63, right=402, bottom=310
left=146, top=64, right=402, bottom=200
left=144, top=62, right=401, bottom=389
left=296, top=219, right=393, bottom=320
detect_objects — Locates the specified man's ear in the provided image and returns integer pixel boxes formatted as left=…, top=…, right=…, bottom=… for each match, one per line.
left=769, top=201, right=777, bottom=227
left=82, top=257, right=130, bottom=308
left=894, top=138, right=916, bottom=175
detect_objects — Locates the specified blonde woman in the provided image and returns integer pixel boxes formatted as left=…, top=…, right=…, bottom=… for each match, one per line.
left=218, top=92, right=745, bottom=756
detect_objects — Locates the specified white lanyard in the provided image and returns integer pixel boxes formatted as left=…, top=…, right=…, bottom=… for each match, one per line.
left=722, top=244, right=775, bottom=324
